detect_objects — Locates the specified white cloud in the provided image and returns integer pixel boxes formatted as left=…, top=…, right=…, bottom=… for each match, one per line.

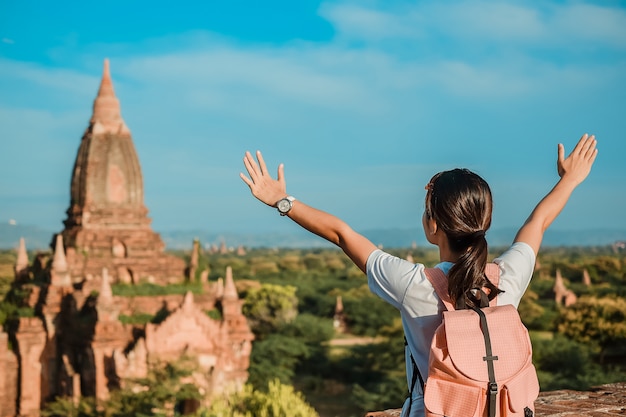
left=428, top=60, right=534, bottom=97
left=2, top=1, right=618, bottom=129
left=551, top=3, right=626, bottom=47
left=430, top=1, right=547, bottom=41
left=319, top=0, right=626, bottom=49
left=319, top=3, right=425, bottom=41
left=0, top=106, right=79, bottom=191
left=122, top=48, right=376, bottom=110
left=1, top=0, right=622, bottom=130
left=0, top=59, right=96, bottom=96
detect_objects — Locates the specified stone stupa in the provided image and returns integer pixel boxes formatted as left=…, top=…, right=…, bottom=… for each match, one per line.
left=58, top=59, right=185, bottom=286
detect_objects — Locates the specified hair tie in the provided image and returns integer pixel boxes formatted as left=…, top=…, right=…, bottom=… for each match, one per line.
left=472, top=230, right=486, bottom=240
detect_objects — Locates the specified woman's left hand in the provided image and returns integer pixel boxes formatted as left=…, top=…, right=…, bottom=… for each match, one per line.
left=240, top=150, right=287, bottom=207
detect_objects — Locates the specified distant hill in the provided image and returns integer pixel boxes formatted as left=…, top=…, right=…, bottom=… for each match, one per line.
left=361, top=227, right=626, bottom=249
left=0, top=223, right=55, bottom=250
left=2, top=223, right=624, bottom=251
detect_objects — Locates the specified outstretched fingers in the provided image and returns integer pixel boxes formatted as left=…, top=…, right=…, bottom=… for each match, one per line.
left=572, top=133, right=597, bottom=159
left=581, top=135, right=598, bottom=161
left=277, top=163, right=285, bottom=183
left=240, top=150, right=287, bottom=207
left=571, top=133, right=589, bottom=155
left=242, top=152, right=255, bottom=180
left=588, top=146, right=598, bottom=164
left=256, top=150, right=269, bottom=177
left=242, top=150, right=273, bottom=182
left=557, top=143, right=565, bottom=176
left=240, top=151, right=265, bottom=194
left=239, top=170, right=253, bottom=188
left=558, top=133, right=598, bottom=184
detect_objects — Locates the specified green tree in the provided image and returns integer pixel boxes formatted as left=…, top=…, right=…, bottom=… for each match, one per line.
left=302, top=253, right=326, bottom=270
left=557, top=295, right=626, bottom=361
left=203, top=379, right=319, bottom=417
left=247, top=334, right=310, bottom=389
left=532, top=334, right=625, bottom=391
left=281, top=313, right=334, bottom=375
left=518, top=289, right=545, bottom=329
left=249, top=257, right=280, bottom=275
left=341, top=285, right=397, bottom=337
left=342, top=319, right=407, bottom=413
left=42, top=396, right=98, bottom=417
left=278, top=254, right=305, bottom=272
left=242, top=283, right=298, bottom=336
left=104, top=357, right=202, bottom=417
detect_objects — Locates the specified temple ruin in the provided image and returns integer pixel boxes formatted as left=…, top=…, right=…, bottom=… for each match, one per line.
left=0, top=60, right=253, bottom=417
left=59, top=59, right=185, bottom=287
left=553, top=269, right=577, bottom=307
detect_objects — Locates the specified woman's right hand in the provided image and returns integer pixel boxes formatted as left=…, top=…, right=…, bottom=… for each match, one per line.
left=515, top=133, right=598, bottom=255
left=557, top=133, right=598, bottom=186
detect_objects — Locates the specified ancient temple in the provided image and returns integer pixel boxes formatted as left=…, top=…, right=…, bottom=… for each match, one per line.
left=59, top=59, right=184, bottom=287
left=0, top=60, right=254, bottom=417
left=553, top=269, right=577, bottom=307
left=333, top=295, right=347, bottom=333
left=2, top=242, right=253, bottom=417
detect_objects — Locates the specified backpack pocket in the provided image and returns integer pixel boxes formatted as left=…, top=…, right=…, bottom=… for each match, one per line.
left=500, top=365, right=540, bottom=416
left=424, top=378, right=485, bottom=417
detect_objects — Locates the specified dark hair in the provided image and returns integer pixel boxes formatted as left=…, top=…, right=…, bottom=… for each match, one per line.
left=425, top=168, right=499, bottom=308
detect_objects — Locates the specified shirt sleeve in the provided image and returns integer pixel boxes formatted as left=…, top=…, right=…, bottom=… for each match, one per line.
left=366, top=249, right=424, bottom=310
left=493, top=241, right=536, bottom=307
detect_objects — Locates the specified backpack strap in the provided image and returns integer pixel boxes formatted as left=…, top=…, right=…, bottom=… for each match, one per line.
left=473, top=306, right=499, bottom=417
left=485, top=263, right=500, bottom=307
left=424, top=267, right=455, bottom=311
left=404, top=336, right=424, bottom=416
left=425, top=263, right=502, bottom=310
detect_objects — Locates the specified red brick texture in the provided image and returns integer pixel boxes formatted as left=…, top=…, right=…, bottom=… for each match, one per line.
left=365, top=382, right=626, bottom=416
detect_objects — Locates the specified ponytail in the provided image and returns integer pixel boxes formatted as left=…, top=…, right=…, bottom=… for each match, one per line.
left=425, top=169, right=499, bottom=308
left=447, top=233, right=491, bottom=308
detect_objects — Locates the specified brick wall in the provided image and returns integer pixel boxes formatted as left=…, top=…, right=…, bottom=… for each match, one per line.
left=364, top=382, right=626, bottom=416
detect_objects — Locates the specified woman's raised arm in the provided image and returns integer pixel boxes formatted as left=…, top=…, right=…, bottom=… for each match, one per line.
left=240, top=150, right=378, bottom=272
left=514, top=134, right=598, bottom=255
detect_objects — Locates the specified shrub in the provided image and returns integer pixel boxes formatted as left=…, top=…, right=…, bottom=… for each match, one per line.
left=243, top=284, right=298, bottom=337
left=203, top=379, right=319, bottom=417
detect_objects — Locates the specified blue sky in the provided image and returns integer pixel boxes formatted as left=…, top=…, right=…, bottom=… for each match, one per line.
left=1, top=0, right=625, bottom=240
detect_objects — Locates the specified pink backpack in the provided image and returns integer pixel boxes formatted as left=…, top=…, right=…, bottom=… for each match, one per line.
left=421, top=265, right=540, bottom=417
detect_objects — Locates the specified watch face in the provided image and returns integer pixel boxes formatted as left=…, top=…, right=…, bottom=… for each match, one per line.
left=277, top=198, right=291, bottom=213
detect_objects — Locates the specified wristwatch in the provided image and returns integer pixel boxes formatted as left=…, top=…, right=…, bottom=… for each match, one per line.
left=276, top=196, right=296, bottom=216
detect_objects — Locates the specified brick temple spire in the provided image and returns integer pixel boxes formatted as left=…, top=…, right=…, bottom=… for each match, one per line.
left=223, top=266, right=238, bottom=300
left=14, top=237, right=29, bottom=279
left=52, top=234, right=68, bottom=273
left=50, top=234, right=71, bottom=287
left=58, top=58, right=185, bottom=287
left=90, top=58, right=129, bottom=135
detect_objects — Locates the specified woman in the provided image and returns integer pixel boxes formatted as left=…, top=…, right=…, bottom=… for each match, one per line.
left=240, top=133, right=597, bottom=416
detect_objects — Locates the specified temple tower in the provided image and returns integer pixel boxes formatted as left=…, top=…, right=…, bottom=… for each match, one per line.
left=14, top=237, right=29, bottom=280
left=219, top=266, right=254, bottom=388
left=58, top=59, right=184, bottom=285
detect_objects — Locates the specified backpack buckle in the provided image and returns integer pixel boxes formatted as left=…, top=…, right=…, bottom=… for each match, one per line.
left=489, top=382, right=498, bottom=395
